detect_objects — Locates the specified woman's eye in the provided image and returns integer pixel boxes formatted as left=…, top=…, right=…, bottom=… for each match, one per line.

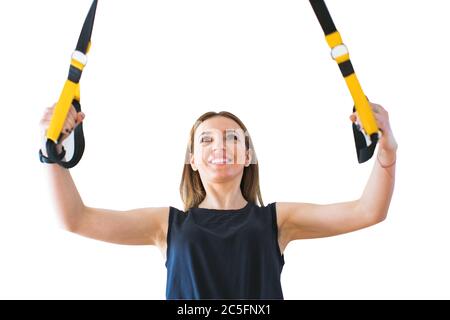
left=200, top=137, right=212, bottom=143
left=200, top=135, right=238, bottom=143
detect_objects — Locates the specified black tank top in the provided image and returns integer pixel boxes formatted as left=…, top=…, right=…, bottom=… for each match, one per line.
left=165, top=202, right=285, bottom=299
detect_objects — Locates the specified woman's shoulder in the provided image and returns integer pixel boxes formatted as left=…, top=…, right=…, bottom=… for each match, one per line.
left=169, top=205, right=187, bottom=214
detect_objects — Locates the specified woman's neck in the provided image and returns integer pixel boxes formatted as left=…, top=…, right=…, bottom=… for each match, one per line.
left=198, top=183, right=247, bottom=210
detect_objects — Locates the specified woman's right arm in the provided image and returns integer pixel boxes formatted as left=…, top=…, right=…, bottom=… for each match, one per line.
left=41, top=105, right=169, bottom=246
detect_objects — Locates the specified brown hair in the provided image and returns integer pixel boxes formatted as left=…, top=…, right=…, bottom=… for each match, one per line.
left=179, top=111, right=264, bottom=211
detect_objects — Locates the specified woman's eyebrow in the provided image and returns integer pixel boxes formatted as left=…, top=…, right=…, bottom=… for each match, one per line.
left=200, top=129, right=240, bottom=135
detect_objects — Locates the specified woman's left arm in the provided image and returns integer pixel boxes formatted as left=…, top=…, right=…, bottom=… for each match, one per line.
left=277, top=102, right=397, bottom=242
left=354, top=102, right=398, bottom=222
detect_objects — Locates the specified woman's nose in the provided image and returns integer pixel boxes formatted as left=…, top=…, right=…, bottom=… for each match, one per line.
left=211, top=136, right=226, bottom=148
left=212, top=146, right=227, bottom=154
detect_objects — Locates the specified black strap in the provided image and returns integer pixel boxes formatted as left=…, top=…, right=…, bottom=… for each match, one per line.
left=45, top=100, right=86, bottom=168
left=352, top=106, right=378, bottom=163
left=310, top=0, right=378, bottom=163
left=309, top=0, right=337, bottom=36
left=44, top=0, right=97, bottom=168
left=76, top=0, right=98, bottom=54
left=39, top=146, right=66, bottom=164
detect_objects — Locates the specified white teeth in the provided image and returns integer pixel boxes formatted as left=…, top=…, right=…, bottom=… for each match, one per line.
left=210, top=158, right=231, bottom=164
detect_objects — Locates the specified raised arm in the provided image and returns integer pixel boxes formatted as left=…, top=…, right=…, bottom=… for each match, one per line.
left=40, top=105, right=168, bottom=246
left=277, top=102, right=397, bottom=247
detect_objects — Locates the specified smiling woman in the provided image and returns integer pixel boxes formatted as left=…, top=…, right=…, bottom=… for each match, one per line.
left=165, top=111, right=287, bottom=299
left=181, top=111, right=261, bottom=212
left=40, top=97, right=396, bottom=300
left=35, top=0, right=398, bottom=301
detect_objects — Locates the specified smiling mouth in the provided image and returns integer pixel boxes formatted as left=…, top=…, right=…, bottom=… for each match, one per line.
left=209, top=158, right=232, bottom=165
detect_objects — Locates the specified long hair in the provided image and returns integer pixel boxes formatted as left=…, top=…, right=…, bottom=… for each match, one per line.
left=180, top=111, right=264, bottom=211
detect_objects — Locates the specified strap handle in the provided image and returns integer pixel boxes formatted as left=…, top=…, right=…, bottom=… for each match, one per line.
left=45, top=100, right=85, bottom=168
left=41, top=0, right=97, bottom=168
left=352, top=106, right=378, bottom=163
left=309, top=0, right=379, bottom=163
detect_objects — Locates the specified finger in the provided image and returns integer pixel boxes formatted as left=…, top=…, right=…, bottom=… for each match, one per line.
left=44, top=104, right=56, bottom=116
left=43, top=108, right=54, bottom=116
left=374, top=113, right=388, bottom=126
left=39, top=120, right=50, bottom=128
left=40, top=112, right=55, bottom=124
left=61, top=128, right=70, bottom=136
left=65, top=116, right=75, bottom=131
left=39, top=120, right=51, bottom=129
left=43, top=113, right=52, bottom=120
left=63, top=124, right=74, bottom=135
left=69, top=105, right=78, bottom=121
left=374, top=103, right=384, bottom=111
left=372, top=103, right=387, bottom=115
left=373, top=112, right=382, bottom=121
left=62, top=121, right=72, bottom=133
left=370, top=104, right=379, bottom=113
left=373, top=112, right=383, bottom=124
left=67, top=111, right=76, bottom=125
left=377, top=121, right=387, bottom=134
left=349, top=111, right=358, bottom=121
left=76, top=112, right=85, bottom=125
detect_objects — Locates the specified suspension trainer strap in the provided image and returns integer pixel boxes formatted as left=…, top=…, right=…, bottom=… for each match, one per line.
left=309, top=0, right=379, bottom=163
left=41, top=0, right=98, bottom=168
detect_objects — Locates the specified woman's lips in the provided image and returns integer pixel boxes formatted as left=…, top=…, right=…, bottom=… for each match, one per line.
left=208, top=158, right=232, bottom=165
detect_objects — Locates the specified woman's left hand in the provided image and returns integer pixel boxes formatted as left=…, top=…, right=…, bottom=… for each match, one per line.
left=349, top=102, right=398, bottom=155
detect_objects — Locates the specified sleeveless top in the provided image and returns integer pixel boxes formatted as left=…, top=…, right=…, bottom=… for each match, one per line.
left=165, top=201, right=285, bottom=299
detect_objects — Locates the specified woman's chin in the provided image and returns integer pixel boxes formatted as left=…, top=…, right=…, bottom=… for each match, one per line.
left=206, top=168, right=243, bottom=182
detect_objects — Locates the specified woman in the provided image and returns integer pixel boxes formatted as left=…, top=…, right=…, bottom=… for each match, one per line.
left=39, top=102, right=397, bottom=299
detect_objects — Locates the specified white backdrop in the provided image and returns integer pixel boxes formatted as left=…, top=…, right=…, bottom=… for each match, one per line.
left=0, top=0, right=449, bottom=299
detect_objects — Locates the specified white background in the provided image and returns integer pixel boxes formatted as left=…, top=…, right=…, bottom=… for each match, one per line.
left=0, top=0, right=449, bottom=299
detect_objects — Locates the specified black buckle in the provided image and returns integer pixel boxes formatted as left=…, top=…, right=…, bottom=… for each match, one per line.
left=39, top=146, right=66, bottom=164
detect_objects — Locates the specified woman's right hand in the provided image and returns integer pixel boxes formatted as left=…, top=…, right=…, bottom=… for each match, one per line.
left=40, top=104, right=85, bottom=155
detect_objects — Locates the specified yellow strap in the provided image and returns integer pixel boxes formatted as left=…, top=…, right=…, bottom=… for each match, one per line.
left=325, top=31, right=343, bottom=48
left=326, top=31, right=379, bottom=137
left=46, top=80, right=78, bottom=142
left=344, top=74, right=378, bottom=136
left=70, top=59, right=85, bottom=71
left=335, top=53, right=350, bottom=64
left=75, top=83, right=81, bottom=101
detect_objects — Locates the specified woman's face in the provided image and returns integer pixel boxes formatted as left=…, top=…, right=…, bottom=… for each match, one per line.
left=190, top=116, right=251, bottom=183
